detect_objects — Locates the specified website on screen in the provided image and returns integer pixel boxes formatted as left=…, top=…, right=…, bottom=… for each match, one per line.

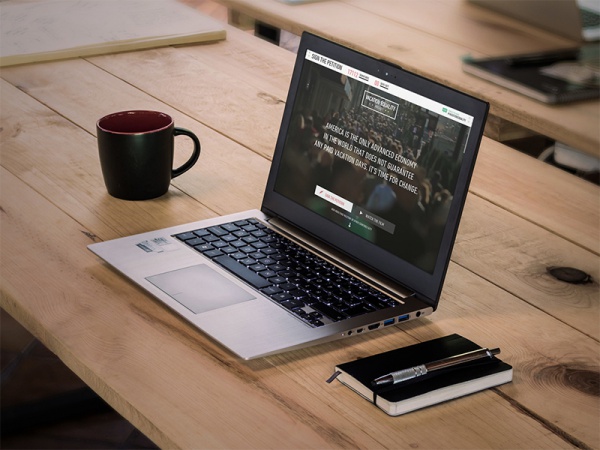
left=274, top=49, right=474, bottom=273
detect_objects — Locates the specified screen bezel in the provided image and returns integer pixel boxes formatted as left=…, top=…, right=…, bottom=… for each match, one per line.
left=262, top=32, right=489, bottom=307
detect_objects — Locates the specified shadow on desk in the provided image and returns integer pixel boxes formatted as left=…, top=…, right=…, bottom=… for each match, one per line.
left=1, top=310, right=157, bottom=449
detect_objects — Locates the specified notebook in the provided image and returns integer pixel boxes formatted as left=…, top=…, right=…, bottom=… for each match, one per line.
left=469, top=0, right=600, bottom=42
left=89, top=32, right=489, bottom=359
left=331, top=334, right=512, bottom=416
left=462, top=45, right=600, bottom=104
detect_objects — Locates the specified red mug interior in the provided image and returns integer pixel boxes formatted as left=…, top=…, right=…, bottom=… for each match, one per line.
left=98, top=110, right=173, bottom=134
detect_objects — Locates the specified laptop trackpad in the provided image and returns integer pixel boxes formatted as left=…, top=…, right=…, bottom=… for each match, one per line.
left=147, top=264, right=256, bottom=314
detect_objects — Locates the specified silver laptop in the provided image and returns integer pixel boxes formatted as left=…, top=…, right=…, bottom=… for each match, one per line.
left=470, top=0, right=600, bottom=42
left=89, top=32, right=489, bottom=359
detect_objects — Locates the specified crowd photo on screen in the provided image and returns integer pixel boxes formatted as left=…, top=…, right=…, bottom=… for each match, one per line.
left=275, top=58, right=471, bottom=273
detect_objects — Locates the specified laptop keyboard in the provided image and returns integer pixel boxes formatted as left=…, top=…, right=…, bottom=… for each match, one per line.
left=581, top=8, right=600, bottom=28
left=174, top=218, right=400, bottom=327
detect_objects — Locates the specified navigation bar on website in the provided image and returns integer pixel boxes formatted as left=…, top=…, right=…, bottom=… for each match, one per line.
left=305, top=49, right=473, bottom=127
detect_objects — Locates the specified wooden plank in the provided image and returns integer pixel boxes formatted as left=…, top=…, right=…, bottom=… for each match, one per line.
left=176, top=26, right=295, bottom=95
left=88, top=30, right=289, bottom=160
left=217, top=0, right=600, bottom=158
left=472, top=138, right=599, bottom=255
left=484, top=114, right=539, bottom=142
left=0, top=166, right=587, bottom=449
left=456, top=195, right=599, bottom=340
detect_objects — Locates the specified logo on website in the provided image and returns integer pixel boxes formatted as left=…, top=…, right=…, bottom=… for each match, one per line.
left=361, top=90, right=399, bottom=120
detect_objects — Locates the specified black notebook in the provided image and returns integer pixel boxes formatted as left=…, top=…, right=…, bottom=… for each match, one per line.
left=332, top=334, right=512, bottom=416
left=462, top=46, right=599, bottom=104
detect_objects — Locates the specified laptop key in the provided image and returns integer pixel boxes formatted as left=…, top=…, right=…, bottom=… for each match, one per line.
left=175, top=232, right=196, bottom=241
left=272, top=292, right=292, bottom=302
left=260, top=270, right=278, bottom=278
left=366, top=295, right=396, bottom=310
left=280, top=299, right=305, bottom=310
left=249, top=264, right=268, bottom=273
left=208, top=226, right=228, bottom=236
left=194, top=243, right=214, bottom=252
left=212, top=255, right=272, bottom=289
left=261, top=285, right=282, bottom=296
left=193, top=229, right=210, bottom=238
left=203, top=249, right=223, bottom=258
left=221, top=223, right=240, bottom=232
left=345, top=303, right=376, bottom=317
left=279, top=282, right=297, bottom=292
left=270, top=276, right=287, bottom=284
left=185, top=237, right=205, bottom=246
left=311, top=302, right=347, bottom=322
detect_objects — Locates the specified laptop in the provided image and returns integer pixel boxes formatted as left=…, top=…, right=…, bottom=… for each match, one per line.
left=469, top=0, right=600, bottom=42
left=89, top=32, right=489, bottom=359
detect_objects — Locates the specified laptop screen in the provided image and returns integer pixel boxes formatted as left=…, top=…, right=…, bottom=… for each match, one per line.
left=263, top=33, right=488, bottom=305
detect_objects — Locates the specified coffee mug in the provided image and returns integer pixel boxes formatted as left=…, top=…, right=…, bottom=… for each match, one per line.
left=97, top=110, right=201, bottom=200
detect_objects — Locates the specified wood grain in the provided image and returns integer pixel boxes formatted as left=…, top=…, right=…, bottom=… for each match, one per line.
left=471, top=138, right=599, bottom=255
left=456, top=195, right=599, bottom=339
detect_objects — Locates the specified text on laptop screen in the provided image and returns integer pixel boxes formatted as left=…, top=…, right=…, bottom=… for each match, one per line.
left=274, top=49, right=475, bottom=274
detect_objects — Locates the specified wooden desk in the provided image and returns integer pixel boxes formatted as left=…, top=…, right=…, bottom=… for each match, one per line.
left=1, top=25, right=599, bottom=449
left=219, top=0, right=600, bottom=159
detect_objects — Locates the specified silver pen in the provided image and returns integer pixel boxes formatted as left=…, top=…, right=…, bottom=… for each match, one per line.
left=371, top=347, right=501, bottom=387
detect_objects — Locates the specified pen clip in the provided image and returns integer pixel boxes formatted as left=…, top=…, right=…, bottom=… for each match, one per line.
left=326, top=370, right=342, bottom=384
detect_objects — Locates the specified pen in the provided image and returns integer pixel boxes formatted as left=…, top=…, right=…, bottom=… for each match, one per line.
left=371, top=347, right=500, bottom=387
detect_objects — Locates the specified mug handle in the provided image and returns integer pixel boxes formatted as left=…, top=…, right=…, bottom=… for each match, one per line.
left=172, top=127, right=201, bottom=178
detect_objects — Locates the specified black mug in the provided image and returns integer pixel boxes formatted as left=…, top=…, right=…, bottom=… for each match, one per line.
left=97, top=110, right=201, bottom=200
